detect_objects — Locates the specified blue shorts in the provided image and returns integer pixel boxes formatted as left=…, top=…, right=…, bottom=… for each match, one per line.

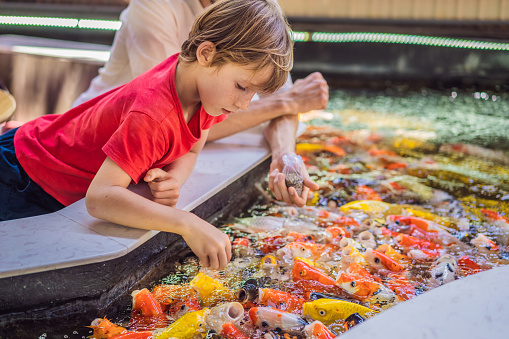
left=0, top=128, right=64, bottom=221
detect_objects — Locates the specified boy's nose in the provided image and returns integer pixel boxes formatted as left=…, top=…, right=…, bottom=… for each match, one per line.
left=236, top=94, right=252, bottom=111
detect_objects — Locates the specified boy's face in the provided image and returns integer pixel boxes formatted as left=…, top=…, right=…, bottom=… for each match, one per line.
left=196, top=62, right=272, bottom=117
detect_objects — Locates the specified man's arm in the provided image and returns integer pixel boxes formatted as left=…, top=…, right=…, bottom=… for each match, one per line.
left=207, top=72, right=329, bottom=141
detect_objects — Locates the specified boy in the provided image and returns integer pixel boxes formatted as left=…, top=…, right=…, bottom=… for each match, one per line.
left=0, top=0, right=293, bottom=270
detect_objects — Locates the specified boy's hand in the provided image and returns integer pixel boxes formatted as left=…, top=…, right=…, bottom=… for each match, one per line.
left=183, top=215, right=232, bottom=270
left=268, top=155, right=319, bottom=208
left=144, top=168, right=180, bottom=207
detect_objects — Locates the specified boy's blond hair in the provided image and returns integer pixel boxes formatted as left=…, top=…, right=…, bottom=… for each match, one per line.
left=180, top=0, right=293, bottom=94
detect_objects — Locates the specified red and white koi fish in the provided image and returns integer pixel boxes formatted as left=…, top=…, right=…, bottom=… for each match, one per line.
left=303, top=320, right=336, bottom=339
left=324, top=226, right=350, bottom=246
left=206, top=302, right=244, bottom=333
left=430, top=254, right=458, bottom=286
left=248, top=307, right=308, bottom=333
left=470, top=233, right=499, bottom=252
left=457, top=255, right=483, bottom=276
left=283, top=242, right=338, bottom=262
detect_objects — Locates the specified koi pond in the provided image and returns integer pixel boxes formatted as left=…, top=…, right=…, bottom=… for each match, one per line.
left=52, top=88, right=509, bottom=338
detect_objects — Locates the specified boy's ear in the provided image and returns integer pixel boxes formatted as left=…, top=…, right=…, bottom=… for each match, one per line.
left=196, top=41, right=216, bottom=67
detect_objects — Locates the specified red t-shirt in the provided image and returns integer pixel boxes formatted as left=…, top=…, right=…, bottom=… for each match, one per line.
left=14, top=54, right=227, bottom=206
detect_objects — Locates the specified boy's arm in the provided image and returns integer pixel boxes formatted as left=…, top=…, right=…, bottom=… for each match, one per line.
left=86, top=131, right=231, bottom=270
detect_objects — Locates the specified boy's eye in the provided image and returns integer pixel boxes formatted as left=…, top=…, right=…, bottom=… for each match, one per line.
left=236, top=83, right=247, bottom=91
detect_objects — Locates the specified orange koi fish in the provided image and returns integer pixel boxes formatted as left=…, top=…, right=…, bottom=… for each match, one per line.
left=345, top=262, right=381, bottom=283
left=285, top=242, right=338, bottom=261
left=220, top=322, right=249, bottom=339
left=108, top=332, right=153, bottom=339
left=457, top=255, right=483, bottom=276
left=259, top=235, right=286, bottom=254
left=364, top=248, right=404, bottom=273
left=387, top=215, right=439, bottom=242
left=481, top=209, right=509, bottom=224
left=248, top=307, right=308, bottom=333
left=128, top=288, right=168, bottom=331
left=335, top=273, right=380, bottom=298
left=151, top=285, right=194, bottom=311
left=292, top=258, right=337, bottom=286
left=376, top=244, right=410, bottom=266
left=89, top=317, right=127, bottom=339
left=258, top=288, right=305, bottom=313
left=384, top=273, right=415, bottom=301
left=395, top=233, right=442, bottom=252
left=167, top=295, right=201, bottom=320
left=385, top=162, right=407, bottom=171
left=287, top=232, right=316, bottom=243
left=232, top=237, right=254, bottom=257
left=324, top=226, right=350, bottom=245
left=303, top=320, right=336, bottom=339
left=354, top=185, right=382, bottom=201
left=336, top=273, right=398, bottom=309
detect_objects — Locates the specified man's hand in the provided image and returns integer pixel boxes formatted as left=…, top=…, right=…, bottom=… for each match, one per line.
left=284, top=72, right=329, bottom=114
left=268, top=155, right=319, bottom=207
left=144, top=168, right=180, bottom=207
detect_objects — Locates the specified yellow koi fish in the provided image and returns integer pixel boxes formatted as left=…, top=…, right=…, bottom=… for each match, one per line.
left=190, top=273, right=236, bottom=307
left=155, top=308, right=210, bottom=339
left=303, top=299, right=378, bottom=325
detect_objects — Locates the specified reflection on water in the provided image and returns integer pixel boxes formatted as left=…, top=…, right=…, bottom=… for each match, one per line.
left=76, top=89, right=509, bottom=339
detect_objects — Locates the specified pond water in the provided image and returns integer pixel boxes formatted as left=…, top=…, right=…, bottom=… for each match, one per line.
left=54, top=88, right=509, bottom=339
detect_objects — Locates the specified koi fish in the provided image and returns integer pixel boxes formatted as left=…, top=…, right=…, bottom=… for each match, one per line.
left=364, top=248, right=404, bottom=273
left=354, top=185, right=382, bottom=201
left=220, top=322, right=249, bottom=339
left=345, top=262, right=381, bottom=283
left=430, top=254, right=457, bottom=286
left=206, top=302, right=244, bottom=333
left=259, top=235, right=286, bottom=254
left=481, top=209, right=509, bottom=246
left=89, top=317, right=127, bottom=339
left=303, top=320, right=336, bottom=339
left=336, top=273, right=397, bottom=309
left=154, top=308, right=210, bottom=339
left=340, top=200, right=395, bottom=216
left=384, top=273, right=415, bottom=301
left=324, top=226, right=350, bottom=245
left=167, top=295, right=200, bottom=320
left=258, top=288, right=305, bottom=313
left=232, top=237, right=255, bottom=257
left=470, top=233, right=499, bottom=252
left=232, top=216, right=320, bottom=234
left=128, top=288, right=168, bottom=331
left=356, top=230, right=377, bottom=249
left=284, top=242, right=338, bottom=262
left=339, top=245, right=368, bottom=269
left=395, top=233, right=442, bottom=253
left=248, top=307, right=308, bottom=333
left=302, top=299, right=377, bottom=325
left=296, top=142, right=346, bottom=157
left=287, top=232, right=316, bottom=243
left=151, top=285, right=194, bottom=310
left=190, top=273, right=236, bottom=307
left=457, top=255, right=483, bottom=276
left=292, top=258, right=337, bottom=286
left=376, top=244, right=410, bottom=266
left=343, top=313, right=365, bottom=330
left=335, top=273, right=380, bottom=298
